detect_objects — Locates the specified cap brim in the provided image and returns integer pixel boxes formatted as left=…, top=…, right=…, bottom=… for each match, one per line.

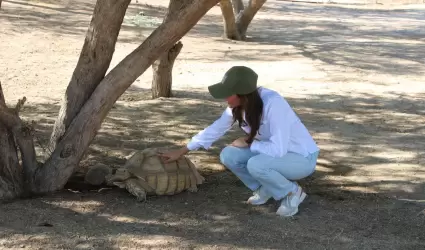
left=208, top=83, right=233, bottom=99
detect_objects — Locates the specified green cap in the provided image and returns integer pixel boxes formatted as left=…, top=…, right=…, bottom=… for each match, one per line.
left=208, top=66, right=258, bottom=99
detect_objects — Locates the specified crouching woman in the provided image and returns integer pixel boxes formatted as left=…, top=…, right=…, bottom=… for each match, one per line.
left=159, top=66, right=320, bottom=217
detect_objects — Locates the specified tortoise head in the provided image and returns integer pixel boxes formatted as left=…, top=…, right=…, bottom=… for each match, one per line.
left=85, top=164, right=113, bottom=186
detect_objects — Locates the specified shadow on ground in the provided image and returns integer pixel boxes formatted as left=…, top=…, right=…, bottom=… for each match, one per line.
left=0, top=181, right=423, bottom=249
left=192, top=2, right=425, bottom=78
left=1, top=1, right=424, bottom=248
left=17, top=84, right=425, bottom=199
left=1, top=84, right=423, bottom=249
left=2, top=0, right=425, bottom=79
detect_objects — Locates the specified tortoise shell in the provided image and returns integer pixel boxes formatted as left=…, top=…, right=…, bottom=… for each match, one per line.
left=111, top=148, right=204, bottom=196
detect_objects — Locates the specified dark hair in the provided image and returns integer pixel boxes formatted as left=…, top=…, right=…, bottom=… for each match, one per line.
left=232, top=89, right=264, bottom=144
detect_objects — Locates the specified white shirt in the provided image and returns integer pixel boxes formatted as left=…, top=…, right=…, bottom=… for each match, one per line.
left=186, top=87, right=319, bottom=158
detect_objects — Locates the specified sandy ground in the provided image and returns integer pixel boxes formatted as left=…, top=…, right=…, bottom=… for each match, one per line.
left=0, top=0, right=424, bottom=249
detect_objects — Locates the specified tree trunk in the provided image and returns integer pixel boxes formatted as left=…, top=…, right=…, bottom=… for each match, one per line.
left=151, top=0, right=189, bottom=99
left=49, top=0, right=130, bottom=152
left=236, top=0, right=267, bottom=39
left=231, top=0, right=244, bottom=15
left=151, top=41, right=183, bottom=99
left=0, top=0, right=221, bottom=198
left=29, top=0, right=220, bottom=194
left=0, top=83, right=27, bottom=200
left=220, top=0, right=241, bottom=40
left=0, top=0, right=3, bottom=10
left=0, top=124, right=23, bottom=200
left=220, top=0, right=267, bottom=40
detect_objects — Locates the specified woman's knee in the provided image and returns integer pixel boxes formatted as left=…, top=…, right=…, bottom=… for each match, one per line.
left=246, top=155, right=268, bottom=176
left=219, top=146, right=249, bottom=168
left=219, top=146, right=237, bottom=166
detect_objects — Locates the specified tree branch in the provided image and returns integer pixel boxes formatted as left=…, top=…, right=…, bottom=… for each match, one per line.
left=231, top=0, right=244, bottom=15
left=220, top=0, right=241, bottom=40
left=35, top=0, right=221, bottom=193
left=152, top=41, right=184, bottom=99
left=0, top=82, right=38, bottom=190
left=49, top=0, right=131, bottom=152
left=0, top=83, right=24, bottom=200
left=150, top=0, right=188, bottom=99
left=15, top=97, right=26, bottom=113
left=236, top=0, right=267, bottom=39
left=168, top=41, right=184, bottom=61
left=0, top=125, right=23, bottom=200
left=165, top=0, right=196, bottom=20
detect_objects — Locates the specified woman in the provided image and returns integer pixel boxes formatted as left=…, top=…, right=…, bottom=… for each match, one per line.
left=159, top=66, right=320, bottom=217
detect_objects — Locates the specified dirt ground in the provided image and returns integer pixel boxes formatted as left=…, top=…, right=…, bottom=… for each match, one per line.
left=0, top=0, right=424, bottom=249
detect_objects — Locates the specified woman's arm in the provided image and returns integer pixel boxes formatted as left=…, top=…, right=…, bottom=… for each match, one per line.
left=186, top=107, right=234, bottom=151
left=159, top=107, right=234, bottom=162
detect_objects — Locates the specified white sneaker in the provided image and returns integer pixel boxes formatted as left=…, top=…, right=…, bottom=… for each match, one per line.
left=276, top=184, right=307, bottom=217
left=247, top=186, right=272, bottom=205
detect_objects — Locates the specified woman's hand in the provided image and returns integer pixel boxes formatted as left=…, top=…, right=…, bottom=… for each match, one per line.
left=231, top=137, right=249, bottom=148
left=158, top=147, right=189, bottom=163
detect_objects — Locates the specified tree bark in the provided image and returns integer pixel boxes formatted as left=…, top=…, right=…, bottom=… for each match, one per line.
left=0, top=87, right=39, bottom=195
left=151, top=0, right=192, bottom=99
left=0, top=125, right=22, bottom=201
left=236, top=0, right=266, bottom=39
left=30, top=0, right=220, bottom=194
left=220, top=0, right=241, bottom=40
left=49, top=0, right=130, bottom=152
left=0, top=83, right=25, bottom=200
left=151, top=41, right=183, bottom=99
left=231, top=0, right=244, bottom=15
left=220, top=0, right=267, bottom=40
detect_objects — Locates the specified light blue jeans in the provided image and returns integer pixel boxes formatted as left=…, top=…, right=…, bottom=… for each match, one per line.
left=220, top=146, right=319, bottom=200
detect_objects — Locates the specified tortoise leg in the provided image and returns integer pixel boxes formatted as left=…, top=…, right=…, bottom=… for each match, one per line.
left=125, top=179, right=147, bottom=202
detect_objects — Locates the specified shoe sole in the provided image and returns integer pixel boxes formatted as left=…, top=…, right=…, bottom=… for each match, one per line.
left=247, top=197, right=271, bottom=205
left=276, top=192, right=307, bottom=217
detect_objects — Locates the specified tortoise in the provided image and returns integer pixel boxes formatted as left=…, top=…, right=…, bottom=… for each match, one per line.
left=85, top=148, right=205, bottom=201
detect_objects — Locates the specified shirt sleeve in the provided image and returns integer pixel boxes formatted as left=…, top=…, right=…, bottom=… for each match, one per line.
left=186, top=107, right=234, bottom=151
left=249, top=97, right=295, bottom=158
